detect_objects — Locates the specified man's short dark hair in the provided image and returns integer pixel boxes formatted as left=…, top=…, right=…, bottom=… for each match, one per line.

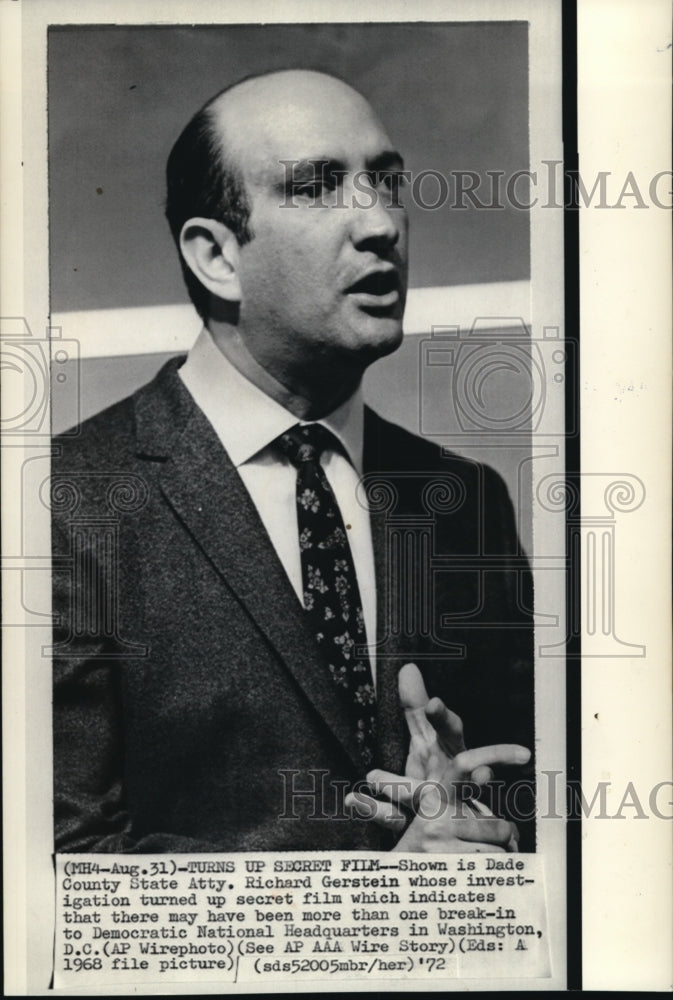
left=165, top=87, right=253, bottom=322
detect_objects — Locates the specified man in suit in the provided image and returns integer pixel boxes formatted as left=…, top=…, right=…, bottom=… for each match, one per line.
left=53, top=69, right=535, bottom=854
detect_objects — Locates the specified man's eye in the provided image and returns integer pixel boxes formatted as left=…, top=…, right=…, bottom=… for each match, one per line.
left=374, top=171, right=407, bottom=206
left=378, top=171, right=407, bottom=192
left=292, top=181, right=327, bottom=198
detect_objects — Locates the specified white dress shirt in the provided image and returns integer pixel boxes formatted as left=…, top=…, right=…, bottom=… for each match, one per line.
left=179, top=328, right=377, bottom=680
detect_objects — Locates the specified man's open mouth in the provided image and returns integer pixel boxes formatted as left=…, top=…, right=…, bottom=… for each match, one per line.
left=346, top=270, right=401, bottom=310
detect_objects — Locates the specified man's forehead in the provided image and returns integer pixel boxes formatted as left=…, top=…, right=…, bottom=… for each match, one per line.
left=211, top=71, right=393, bottom=181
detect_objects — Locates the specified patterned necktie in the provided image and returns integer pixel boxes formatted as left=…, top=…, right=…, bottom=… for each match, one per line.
left=277, top=423, right=376, bottom=768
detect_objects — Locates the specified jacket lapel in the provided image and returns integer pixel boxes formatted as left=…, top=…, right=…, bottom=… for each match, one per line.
left=363, top=407, right=408, bottom=776
left=134, top=361, right=364, bottom=771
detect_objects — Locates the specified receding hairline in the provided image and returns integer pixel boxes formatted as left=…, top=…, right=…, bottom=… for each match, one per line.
left=201, top=69, right=381, bottom=171
left=206, top=68, right=366, bottom=117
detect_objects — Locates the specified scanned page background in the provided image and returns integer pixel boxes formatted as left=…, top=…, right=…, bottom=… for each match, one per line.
left=1, top=0, right=671, bottom=993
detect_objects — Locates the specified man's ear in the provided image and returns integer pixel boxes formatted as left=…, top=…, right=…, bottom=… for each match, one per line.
left=179, top=218, right=242, bottom=303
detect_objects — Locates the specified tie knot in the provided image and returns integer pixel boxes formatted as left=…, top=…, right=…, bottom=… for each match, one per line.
left=277, top=423, right=336, bottom=467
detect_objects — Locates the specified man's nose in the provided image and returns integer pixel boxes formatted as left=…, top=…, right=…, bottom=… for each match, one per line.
left=349, top=177, right=404, bottom=252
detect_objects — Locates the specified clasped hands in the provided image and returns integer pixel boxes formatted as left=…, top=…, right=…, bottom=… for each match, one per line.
left=345, top=663, right=531, bottom=853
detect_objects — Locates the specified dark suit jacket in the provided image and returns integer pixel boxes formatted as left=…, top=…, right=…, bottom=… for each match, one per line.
left=52, top=358, right=535, bottom=853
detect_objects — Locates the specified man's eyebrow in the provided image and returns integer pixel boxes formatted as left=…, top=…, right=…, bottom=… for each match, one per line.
left=283, top=158, right=347, bottom=182
left=277, top=151, right=406, bottom=185
left=366, top=150, right=406, bottom=172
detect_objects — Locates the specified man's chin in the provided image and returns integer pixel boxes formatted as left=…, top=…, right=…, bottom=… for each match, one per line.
left=350, top=309, right=405, bottom=360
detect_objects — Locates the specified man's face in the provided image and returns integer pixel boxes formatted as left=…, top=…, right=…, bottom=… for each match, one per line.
left=216, top=72, right=409, bottom=385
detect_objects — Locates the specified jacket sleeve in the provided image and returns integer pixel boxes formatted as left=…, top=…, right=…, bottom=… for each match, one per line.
left=52, top=492, right=230, bottom=854
left=481, top=463, right=536, bottom=851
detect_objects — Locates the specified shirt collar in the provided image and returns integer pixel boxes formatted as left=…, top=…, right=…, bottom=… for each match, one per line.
left=178, top=327, right=364, bottom=472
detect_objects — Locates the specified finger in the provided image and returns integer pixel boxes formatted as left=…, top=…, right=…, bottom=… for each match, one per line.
left=506, top=823, right=520, bottom=853
left=364, top=769, right=422, bottom=809
left=344, top=791, right=407, bottom=832
left=468, top=798, right=494, bottom=818
left=398, top=662, right=429, bottom=709
left=454, top=744, right=531, bottom=775
left=454, top=816, right=515, bottom=846
left=471, top=765, right=494, bottom=786
left=398, top=664, right=436, bottom=744
left=425, top=697, right=467, bottom=757
left=468, top=801, right=521, bottom=852
left=363, top=770, right=455, bottom=815
left=405, top=734, right=438, bottom=781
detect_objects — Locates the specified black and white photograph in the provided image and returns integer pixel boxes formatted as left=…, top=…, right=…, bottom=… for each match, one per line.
left=49, top=20, right=541, bottom=859
left=2, top=0, right=671, bottom=994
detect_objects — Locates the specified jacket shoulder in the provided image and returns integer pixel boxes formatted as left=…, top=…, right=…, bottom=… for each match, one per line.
left=52, top=394, right=137, bottom=473
left=363, top=408, right=518, bottom=542
left=364, top=407, right=506, bottom=484
left=52, top=357, right=188, bottom=471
